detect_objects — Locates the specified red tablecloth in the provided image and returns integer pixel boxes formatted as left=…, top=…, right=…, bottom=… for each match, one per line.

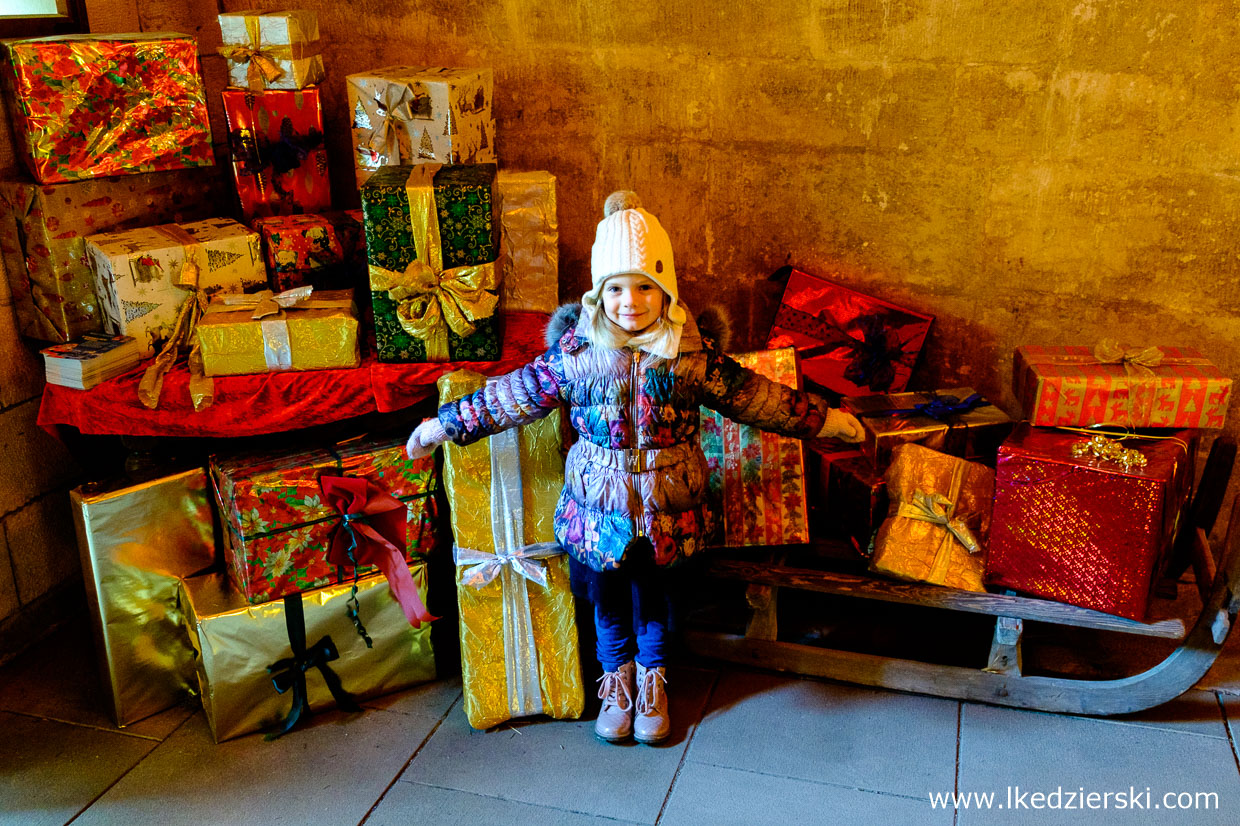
left=38, top=312, right=550, bottom=438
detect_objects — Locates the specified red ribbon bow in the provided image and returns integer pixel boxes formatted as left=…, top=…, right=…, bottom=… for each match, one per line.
left=320, top=475, right=436, bottom=628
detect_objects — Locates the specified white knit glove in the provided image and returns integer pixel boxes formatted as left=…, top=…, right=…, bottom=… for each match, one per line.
left=817, top=408, right=864, bottom=443
left=405, top=418, right=449, bottom=460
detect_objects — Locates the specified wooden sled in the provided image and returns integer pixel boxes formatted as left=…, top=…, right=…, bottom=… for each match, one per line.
left=686, top=436, right=1239, bottom=716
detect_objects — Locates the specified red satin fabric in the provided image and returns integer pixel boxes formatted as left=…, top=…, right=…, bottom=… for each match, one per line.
left=320, top=474, right=437, bottom=628
left=38, top=311, right=549, bottom=438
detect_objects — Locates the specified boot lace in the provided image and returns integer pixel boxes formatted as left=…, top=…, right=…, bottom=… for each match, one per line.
left=635, top=667, right=668, bottom=715
left=596, top=668, right=633, bottom=712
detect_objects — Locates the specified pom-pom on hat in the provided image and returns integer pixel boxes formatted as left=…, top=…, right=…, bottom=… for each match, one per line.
left=584, top=191, right=686, bottom=326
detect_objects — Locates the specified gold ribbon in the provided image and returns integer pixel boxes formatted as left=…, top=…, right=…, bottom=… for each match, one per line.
left=217, top=15, right=317, bottom=90
left=368, top=84, right=417, bottom=164
left=137, top=225, right=215, bottom=412
left=368, top=166, right=498, bottom=360
left=1069, top=434, right=1147, bottom=471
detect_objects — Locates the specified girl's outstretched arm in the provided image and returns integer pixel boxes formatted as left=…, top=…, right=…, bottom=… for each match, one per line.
left=436, top=348, right=568, bottom=447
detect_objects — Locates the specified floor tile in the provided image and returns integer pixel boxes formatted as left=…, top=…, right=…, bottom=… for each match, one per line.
left=0, top=617, right=193, bottom=740
left=1109, top=688, right=1231, bottom=739
left=661, top=762, right=953, bottom=826
left=689, top=670, right=958, bottom=798
left=70, top=690, right=458, bottom=826
left=367, top=781, right=644, bottom=825
left=0, top=710, right=157, bottom=826
left=1221, top=693, right=1240, bottom=758
left=1197, top=623, right=1240, bottom=695
left=402, top=665, right=715, bottom=823
left=958, top=702, right=1240, bottom=824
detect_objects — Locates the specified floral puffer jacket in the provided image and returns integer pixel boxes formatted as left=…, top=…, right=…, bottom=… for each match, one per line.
left=438, top=304, right=831, bottom=573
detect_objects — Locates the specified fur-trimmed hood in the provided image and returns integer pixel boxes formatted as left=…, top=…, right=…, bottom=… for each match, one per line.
left=544, top=302, right=731, bottom=353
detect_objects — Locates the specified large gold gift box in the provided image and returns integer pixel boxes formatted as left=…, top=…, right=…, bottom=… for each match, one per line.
left=179, top=566, right=435, bottom=742
left=439, top=370, right=583, bottom=730
left=195, top=288, right=361, bottom=377
left=71, top=469, right=218, bottom=727
left=497, top=171, right=559, bottom=316
left=870, top=443, right=995, bottom=592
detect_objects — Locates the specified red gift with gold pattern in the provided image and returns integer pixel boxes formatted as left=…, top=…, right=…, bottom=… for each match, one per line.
left=985, top=423, right=1195, bottom=620
left=1, top=34, right=214, bottom=184
left=210, top=435, right=440, bottom=607
left=767, top=268, right=933, bottom=395
left=701, top=347, right=811, bottom=546
left=1014, top=344, right=1231, bottom=429
left=222, top=88, right=331, bottom=223
left=254, top=210, right=365, bottom=293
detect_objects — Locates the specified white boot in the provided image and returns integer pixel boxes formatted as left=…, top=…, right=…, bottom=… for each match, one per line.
left=634, top=663, right=669, bottom=745
left=594, top=661, right=634, bottom=743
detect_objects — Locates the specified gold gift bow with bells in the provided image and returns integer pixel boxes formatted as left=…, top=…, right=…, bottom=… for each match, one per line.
left=138, top=225, right=215, bottom=412
left=368, top=166, right=498, bottom=360
left=892, top=459, right=981, bottom=584
left=218, top=15, right=319, bottom=90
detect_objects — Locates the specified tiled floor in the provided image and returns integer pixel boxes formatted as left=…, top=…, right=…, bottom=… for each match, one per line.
left=2, top=617, right=1239, bottom=826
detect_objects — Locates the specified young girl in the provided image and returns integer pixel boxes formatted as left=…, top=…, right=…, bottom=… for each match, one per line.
left=407, top=191, right=863, bottom=744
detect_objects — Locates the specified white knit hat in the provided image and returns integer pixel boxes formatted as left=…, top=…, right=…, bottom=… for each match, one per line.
left=583, top=191, right=687, bottom=326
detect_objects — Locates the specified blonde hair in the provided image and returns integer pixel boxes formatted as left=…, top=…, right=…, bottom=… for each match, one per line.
left=581, top=289, right=683, bottom=362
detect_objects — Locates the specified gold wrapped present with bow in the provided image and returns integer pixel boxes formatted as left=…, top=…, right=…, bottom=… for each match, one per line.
left=345, top=67, right=495, bottom=187
left=361, top=164, right=501, bottom=363
left=217, top=10, right=324, bottom=91
left=439, top=370, right=583, bottom=730
left=1014, top=343, right=1231, bottom=429
left=195, top=286, right=360, bottom=377
left=870, top=443, right=996, bottom=592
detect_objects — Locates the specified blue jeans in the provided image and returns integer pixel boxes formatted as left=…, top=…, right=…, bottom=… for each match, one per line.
left=593, top=573, right=673, bottom=672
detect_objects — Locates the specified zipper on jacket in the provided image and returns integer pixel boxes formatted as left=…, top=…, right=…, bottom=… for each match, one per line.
left=630, top=348, right=644, bottom=539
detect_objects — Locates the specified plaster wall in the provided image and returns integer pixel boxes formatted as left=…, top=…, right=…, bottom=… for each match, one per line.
left=1, top=0, right=1238, bottom=646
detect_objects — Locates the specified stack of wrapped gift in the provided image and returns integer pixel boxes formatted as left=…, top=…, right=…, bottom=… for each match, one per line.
left=985, top=423, right=1196, bottom=620
left=767, top=268, right=934, bottom=396
left=218, top=11, right=331, bottom=222
left=85, top=218, right=267, bottom=357
left=185, top=434, right=442, bottom=741
left=361, top=163, right=502, bottom=362
left=71, top=469, right=219, bottom=727
left=700, top=347, right=812, bottom=547
left=0, top=32, right=219, bottom=343
left=345, top=66, right=496, bottom=187
left=439, top=370, right=583, bottom=730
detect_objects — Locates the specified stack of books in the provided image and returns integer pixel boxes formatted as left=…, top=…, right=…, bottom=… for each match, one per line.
left=41, top=334, right=142, bottom=390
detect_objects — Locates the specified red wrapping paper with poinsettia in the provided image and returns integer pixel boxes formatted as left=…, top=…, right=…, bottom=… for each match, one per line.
left=211, top=435, right=439, bottom=625
left=222, top=88, right=331, bottom=223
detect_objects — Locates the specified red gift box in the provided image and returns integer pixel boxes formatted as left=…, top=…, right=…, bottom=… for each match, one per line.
left=211, top=435, right=440, bottom=607
left=985, top=423, right=1196, bottom=620
left=767, top=268, right=933, bottom=395
left=1014, top=344, right=1231, bottom=429
left=222, top=88, right=331, bottom=223
left=701, top=347, right=811, bottom=547
left=254, top=210, right=365, bottom=292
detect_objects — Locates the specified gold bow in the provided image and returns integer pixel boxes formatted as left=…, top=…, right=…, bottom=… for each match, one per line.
left=137, top=228, right=215, bottom=412
left=896, top=489, right=982, bottom=555
left=1093, top=340, right=1164, bottom=376
left=218, top=16, right=292, bottom=90
left=368, top=84, right=417, bottom=164
left=204, top=286, right=317, bottom=320
left=1069, top=433, right=1149, bottom=471
left=370, top=259, right=498, bottom=360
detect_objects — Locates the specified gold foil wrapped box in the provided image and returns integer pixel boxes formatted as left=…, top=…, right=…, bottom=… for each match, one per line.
left=196, top=288, right=361, bottom=377
left=71, top=469, right=219, bottom=728
left=439, top=370, right=583, bottom=730
left=870, top=443, right=995, bottom=592
left=218, top=10, right=325, bottom=91
left=844, top=387, right=1014, bottom=470
left=179, top=566, right=435, bottom=742
left=497, top=171, right=559, bottom=315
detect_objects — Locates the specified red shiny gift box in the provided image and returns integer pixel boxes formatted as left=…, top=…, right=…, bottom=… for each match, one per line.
left=767, top=268, right=933, bottom=395
left=254, top=210, right=365, bottom=293
left=985, top=424, right=1195, bottom=620
left=222, top=88, right=331, bottom=223
left=211, top=435, right=440, bottom=607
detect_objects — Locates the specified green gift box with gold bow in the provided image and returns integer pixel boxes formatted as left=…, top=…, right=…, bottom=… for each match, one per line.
left=361, top=163, right=501, bottom=363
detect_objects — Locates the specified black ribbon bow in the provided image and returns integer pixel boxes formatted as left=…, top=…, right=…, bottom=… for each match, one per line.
left=264, top=593, right=362, bottom=740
